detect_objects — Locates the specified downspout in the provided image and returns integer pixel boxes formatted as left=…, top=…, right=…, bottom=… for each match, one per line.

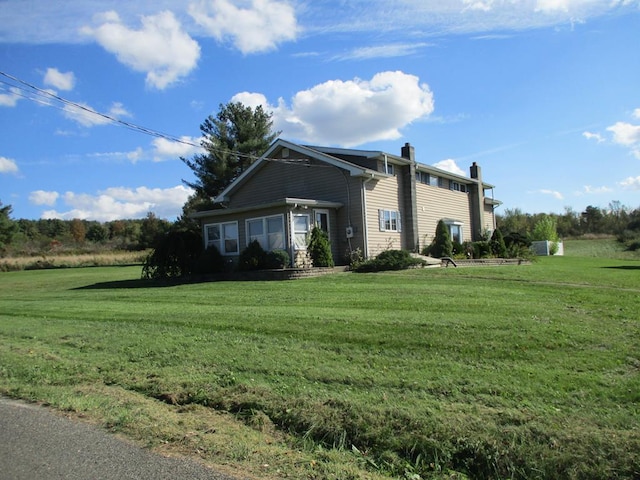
left=361, top=173, right=375, bottom=259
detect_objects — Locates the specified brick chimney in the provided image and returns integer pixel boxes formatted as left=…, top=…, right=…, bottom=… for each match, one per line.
left=400, top=143, right=418, bottom=251
left=469, top=162, right=485, bottom=241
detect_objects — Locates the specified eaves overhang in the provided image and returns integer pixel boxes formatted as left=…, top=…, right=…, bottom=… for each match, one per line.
left=190, top=197, right=344, bottom=219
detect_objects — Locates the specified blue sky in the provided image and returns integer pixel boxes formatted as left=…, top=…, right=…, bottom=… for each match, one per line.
left=1, top=0, right=639, bottom=221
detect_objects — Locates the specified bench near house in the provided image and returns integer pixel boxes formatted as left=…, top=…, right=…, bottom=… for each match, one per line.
left=192, top=138, right=501, bottom=267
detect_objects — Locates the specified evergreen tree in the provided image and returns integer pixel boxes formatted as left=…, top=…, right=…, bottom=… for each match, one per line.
left=430, top=220, right=453, bottom=258
left=182, top=102, right=279, bottom=202
left=307, top=227, right=334, bottom=267
left=490, top=228, right=507, bottom=257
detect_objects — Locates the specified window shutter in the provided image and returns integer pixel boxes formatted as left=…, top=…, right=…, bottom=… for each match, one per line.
left=397, top=211, right=402, bottom=232
left=378, top=209, right=385, bottom=231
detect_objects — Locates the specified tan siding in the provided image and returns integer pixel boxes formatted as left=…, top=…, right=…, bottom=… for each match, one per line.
left=484, top=204, right=496, bottom=233
left=416, top=184, right=473, bottom=249
left=363, top=175, right=404, bottom=256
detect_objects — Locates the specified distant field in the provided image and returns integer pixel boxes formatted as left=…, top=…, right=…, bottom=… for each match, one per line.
left=0, top=241, right=638, bottom=479
left=564, top=236, right=640, bottom=259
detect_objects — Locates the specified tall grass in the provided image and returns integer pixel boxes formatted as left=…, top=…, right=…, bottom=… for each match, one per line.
left=0, top=244, right=639, bottom=479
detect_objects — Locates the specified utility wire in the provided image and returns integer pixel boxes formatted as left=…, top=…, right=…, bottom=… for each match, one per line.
left=0, top=70, right=265, bottom=162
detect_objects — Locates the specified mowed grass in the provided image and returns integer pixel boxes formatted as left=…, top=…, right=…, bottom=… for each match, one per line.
left=0, top=242, right=639, bottom=479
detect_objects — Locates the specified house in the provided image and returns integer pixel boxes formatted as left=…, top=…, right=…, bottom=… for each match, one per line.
left=192, top=138, right=501, bottom=266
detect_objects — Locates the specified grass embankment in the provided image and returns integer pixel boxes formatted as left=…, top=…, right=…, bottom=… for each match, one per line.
left=0, top=240, right=639, bottom=479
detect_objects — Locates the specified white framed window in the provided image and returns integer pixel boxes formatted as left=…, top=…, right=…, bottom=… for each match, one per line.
left=246, top=215, right=285, bottom=251
left=314, top=209, right=330, bottom=235
left=445, top=221, right=463, bottom=244
left=378, top=209, right=402, bottom=232
left=293, top=214, right=310, bottom=250
left=384, top=163, right=395, bottom=175
left=204, top=221, right=239, bottom=255
left=429, top=175, right=439, bottom=187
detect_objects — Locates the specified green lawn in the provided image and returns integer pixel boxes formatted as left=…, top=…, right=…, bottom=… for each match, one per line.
left=0, top=247, right=639, bottom=479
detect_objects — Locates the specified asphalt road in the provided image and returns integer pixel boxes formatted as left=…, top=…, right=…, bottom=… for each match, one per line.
left=0, top=397, right=241, bottom=480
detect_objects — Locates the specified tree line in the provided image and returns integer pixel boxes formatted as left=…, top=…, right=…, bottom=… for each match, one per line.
left=0, top=208, right=173, bottom=256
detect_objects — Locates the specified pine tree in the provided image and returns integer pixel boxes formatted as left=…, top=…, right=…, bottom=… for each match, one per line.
left=307, top=227, right=334, bottom=267
left=431, top=220, right=453, bottom=258
left=182, top=102, right=279, bottom=202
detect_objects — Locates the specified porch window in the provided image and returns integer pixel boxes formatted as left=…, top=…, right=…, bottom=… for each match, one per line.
left=246, top=215, right=285, bottom=251
left=204, top=221, right=239, bottom=255
left=378, top=210, right=402, bottom=232
left=293, top=214, right=310, bottom=250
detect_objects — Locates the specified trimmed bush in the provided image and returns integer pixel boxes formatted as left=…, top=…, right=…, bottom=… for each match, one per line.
left=490, top=228, right=507, bottom=257
left=354, top=249, right=426, bottom=273
left=193, top=245, right=226, bottom=274
left=238, top=240, right=267, bottom=271
left=265, top=249, right=290, bottom=269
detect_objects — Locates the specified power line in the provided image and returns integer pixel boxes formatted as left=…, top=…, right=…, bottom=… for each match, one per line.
left=0, top=70, right=265, bottom=162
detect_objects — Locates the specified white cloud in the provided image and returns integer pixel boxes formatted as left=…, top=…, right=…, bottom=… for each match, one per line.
left=533, top=189, right=564, bottom=200
left=0, top=156, right=19, bottom=173
left=62, top=101, right=130, bottom=127
left=632, top=108, right=640, bottom=119
left=333, top=43, right=432, bottom=61
left=0, top=87, right=21, bottom=107
left=580, top=185, right=613, bottom=195
left=606, top=121, right=640, bottom=146
left=152, top=136, right=205, bottom=162
left=43, top=67, right=76, bottom=91
left=82, top=10, right=200, bottom=89
left=582, top=131, right=604, bottom=143
left=188, top=0, right=298, bottom=54
left=620, top=176, right=640, bottom=190
left=29, top=190, right=59, bottom=206
left=40, top=185, right=194, bottom=221
left=432, top=159, right=466, bottom=176
left=236, top=71, right=434, bottom=147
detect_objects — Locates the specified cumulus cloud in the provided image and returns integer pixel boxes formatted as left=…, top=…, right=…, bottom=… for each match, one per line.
left=606, top=121, right=640, bottom=146
left=0, top=87, right=21, bottom=107
left=151, top=136, right=205, bottom=162
left=40, top=185, right=194, bottom=221
left=82, top=10, right=200, bottom=89
left=432, top=159, right=466, bottom=176
left=43, top=67, right=75, bottom=91
left=620, top=176, right=640, bottom=190
left=0, top=156, right=19, bottom=173
left=62, top=101, right=130, bottom=127
left=233, top=71, right=434, bottom=147
left=188, top=0, right=298, bottom=54
left=29, top=190, right=59, bottom=206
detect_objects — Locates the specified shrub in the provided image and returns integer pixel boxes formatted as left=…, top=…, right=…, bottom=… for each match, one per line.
left=193, top=245, right=226, bottom=274
left=472, top=240, right=492, bottom=259
left=238, top=240, right=267, bottom=271
left=345, top=248, right=364, bottom=270
left=141, top=229, right=203, bottom=279
left=354, top=249, right=426, bottom=273
left=307, top=227, right=334, bottom=267
left=265, top=249, right=290, bottom=269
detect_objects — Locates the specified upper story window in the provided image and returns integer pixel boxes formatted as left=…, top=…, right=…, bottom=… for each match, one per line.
left=205, top=221, right=239, bottom=255
left=450, top=181, right=468, bottom=193
left=246, top=215, right=285, bottom=251
left=384, top=163, right=395, bottom=175
left=429, top=175, right=440, bottom=187
left=378, top=209, right=402, bottom=232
